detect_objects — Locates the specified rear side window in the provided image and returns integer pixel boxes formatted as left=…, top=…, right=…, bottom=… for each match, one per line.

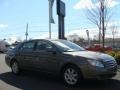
left=20, top=42, right=35, bottom=51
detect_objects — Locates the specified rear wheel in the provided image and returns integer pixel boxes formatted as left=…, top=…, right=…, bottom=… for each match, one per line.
left=62, top=65, right=83, bottom=86
left=11, top=60, right=20, bottom=75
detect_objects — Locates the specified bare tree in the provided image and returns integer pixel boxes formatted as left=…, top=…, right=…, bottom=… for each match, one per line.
left=87, top=0, right=112, bottom=48
left=110, top=25, right=117, bottom=47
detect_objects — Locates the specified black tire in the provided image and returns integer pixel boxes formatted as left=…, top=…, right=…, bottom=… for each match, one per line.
left=11, top=60, right=21, bottom=75
left=62, top=65, right=83, bottom=86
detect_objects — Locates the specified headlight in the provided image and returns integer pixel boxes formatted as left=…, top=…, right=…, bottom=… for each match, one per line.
left=87, top=59, right=104, bottom=68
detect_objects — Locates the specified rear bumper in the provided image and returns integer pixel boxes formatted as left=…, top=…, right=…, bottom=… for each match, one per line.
left=5, top=55, right=11, bottom=67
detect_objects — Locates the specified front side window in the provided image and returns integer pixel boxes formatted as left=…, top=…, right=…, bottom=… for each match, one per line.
left=36, top=41, right=53, bottom=51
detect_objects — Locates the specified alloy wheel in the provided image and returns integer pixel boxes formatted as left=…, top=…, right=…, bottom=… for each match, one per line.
left=11, top=61, right=19, bottom=74
left=64, top=67, right=79, bottom=85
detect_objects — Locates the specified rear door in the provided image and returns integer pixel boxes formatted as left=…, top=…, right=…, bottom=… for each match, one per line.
left=17, top=41, right=37, bottom=70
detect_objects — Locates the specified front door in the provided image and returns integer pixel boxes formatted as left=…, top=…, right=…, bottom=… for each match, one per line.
left=33, top=40, right=60, bottom=73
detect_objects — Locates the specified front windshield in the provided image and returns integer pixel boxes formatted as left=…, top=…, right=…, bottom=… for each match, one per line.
left=52, top=40, right=85, bottom=52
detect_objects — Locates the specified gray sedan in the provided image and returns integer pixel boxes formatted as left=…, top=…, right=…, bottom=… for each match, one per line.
left=5, top=39, right=117, bottom=86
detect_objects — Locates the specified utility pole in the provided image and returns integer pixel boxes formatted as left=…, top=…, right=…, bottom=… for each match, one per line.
left=49, top=1, right=51, bottom=39
left=48, top=0, right=55, bottom=39
left=25, top=23, right=28, bottom=41
left=86, top=30, right=90, bottom=47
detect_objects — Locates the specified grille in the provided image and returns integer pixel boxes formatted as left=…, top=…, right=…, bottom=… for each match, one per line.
left=103, top=60, right=117, bottom=69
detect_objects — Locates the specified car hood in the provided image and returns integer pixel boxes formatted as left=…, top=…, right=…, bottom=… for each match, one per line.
left=64, top=51, right=114, bottom=60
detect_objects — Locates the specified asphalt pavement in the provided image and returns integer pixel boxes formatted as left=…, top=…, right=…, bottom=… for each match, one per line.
left=0, top=54, right=120, bottom=90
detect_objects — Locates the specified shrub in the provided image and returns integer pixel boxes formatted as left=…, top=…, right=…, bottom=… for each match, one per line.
left=114, top=54, right=120, bottom=65
left=106, top=51, right=115, bottom=57
left=106, top=51, right=120, bottom=65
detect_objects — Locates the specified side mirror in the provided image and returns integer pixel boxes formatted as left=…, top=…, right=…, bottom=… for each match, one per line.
left=46, top=48, right=57, bottom=54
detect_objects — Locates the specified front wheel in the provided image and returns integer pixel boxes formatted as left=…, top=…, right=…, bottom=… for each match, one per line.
left=62, top=65, right=83, bottom=86
left=11, top=61, right=20, bottom=75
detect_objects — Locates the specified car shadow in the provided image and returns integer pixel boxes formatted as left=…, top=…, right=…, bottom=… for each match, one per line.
left=0, top=71, right=120, bottom=90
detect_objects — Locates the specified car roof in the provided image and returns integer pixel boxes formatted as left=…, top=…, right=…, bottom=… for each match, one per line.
left=23, top=39, right=67, bottom=43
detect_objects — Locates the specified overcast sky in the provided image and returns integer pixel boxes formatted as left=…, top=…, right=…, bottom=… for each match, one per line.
left=0, top=0, right=120, bottom=42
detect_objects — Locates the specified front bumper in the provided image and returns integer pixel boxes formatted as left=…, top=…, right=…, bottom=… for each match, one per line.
left=95, top=66, right=117, bottom=79
left=81, top=65, right=117, bottom=80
